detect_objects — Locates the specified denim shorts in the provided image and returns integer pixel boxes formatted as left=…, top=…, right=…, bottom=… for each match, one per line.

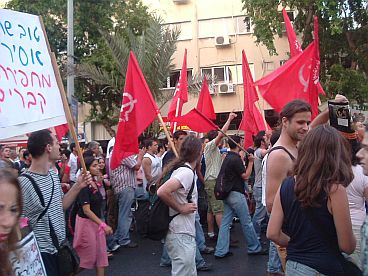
left=286, top=260, right=327, bottom=276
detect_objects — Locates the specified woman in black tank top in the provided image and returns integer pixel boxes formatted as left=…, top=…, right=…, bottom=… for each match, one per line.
left=266, top=125, right=358, bottom=275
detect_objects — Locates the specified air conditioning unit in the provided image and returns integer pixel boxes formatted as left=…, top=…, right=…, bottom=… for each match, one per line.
left=173, top=0, right=188, bottom=3
left=218, top=83, right=235, bottom=94
left=215, top=35, right=231, bottom=47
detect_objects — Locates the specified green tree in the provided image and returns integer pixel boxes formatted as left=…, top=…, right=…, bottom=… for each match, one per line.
left=241, top=0, right=368, bottom=106
left=77, top=17, right=180, bottom=136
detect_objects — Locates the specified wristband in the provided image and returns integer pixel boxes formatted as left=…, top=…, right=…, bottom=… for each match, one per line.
left=98, top=222, right=107, bottom=234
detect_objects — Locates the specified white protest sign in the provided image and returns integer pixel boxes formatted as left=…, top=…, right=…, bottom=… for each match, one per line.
left=10, top=231, right=47, bottom=276
left=0, top=9, right=66, bottom=139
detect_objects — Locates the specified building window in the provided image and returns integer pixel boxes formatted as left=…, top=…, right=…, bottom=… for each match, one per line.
left=163, top=21, right=192, bottom=41
left=166, top=69, right=193, bottom=88
left=201, top=64, right=252, bottom=84
left=280, top=60, right=287, bottom=66
left=198, top=16, right=252, bottom=38
left=263, top=62, right=275, bottom=71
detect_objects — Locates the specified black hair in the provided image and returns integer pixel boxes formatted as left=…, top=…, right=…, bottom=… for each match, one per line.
left=254, top=131, right=266, bottom=148
left=27, top=129, right=53, bottom=158
left=207, top=130, right=218, bottom=141
left=279, top=100, right=311, bottom=122
left=228, top=135, right=242, bottom=149
left=173, top=130, right=187, bottom=140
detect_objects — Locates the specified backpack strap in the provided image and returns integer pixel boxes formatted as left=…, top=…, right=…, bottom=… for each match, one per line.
left=20, top=173, right=55, bottom=223
left=268, top=146, right=296, bottom=161
left=177, top=164, right=196, bottom=203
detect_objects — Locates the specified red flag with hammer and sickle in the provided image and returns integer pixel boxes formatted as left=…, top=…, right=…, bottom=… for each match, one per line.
left=110, top=51, right=159, bottom=170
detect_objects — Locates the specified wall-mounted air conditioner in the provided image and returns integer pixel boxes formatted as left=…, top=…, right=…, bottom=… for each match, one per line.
left=215, top=35, right=231, bottom=47
left=173, top=0, right=189, bottom=4
left=218, top=83, right=235, bottom=94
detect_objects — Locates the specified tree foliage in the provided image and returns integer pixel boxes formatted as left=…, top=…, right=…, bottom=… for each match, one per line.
left=242, top=0, right=368, bottom=106
left=77, top=17, right=180, bottom=136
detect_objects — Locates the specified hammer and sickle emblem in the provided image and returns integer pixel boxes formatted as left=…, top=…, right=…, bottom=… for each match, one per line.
left=120, top=92, right=137, bottom=122
left=298, top=64, right=311, bottom=92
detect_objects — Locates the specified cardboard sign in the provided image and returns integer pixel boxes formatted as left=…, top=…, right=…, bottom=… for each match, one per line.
left=10, top=231, right=47, bottom=276
left=0, top=9, right=66, bottom=139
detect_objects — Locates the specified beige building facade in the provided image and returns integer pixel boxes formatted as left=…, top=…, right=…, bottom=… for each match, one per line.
left=142, top=0, right=293, bottom=131
left=83, top=0, right=295, bottom=141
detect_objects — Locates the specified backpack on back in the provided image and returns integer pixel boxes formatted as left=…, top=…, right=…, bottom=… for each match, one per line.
left=147, top=164, right=194, bottom=241
left=214, top=157, right=233, bottom=200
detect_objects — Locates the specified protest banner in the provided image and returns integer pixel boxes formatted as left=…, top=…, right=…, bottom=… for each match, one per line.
left=0, top=9, right=67, bottom=139
left=10, top=231, right=47, bottom=276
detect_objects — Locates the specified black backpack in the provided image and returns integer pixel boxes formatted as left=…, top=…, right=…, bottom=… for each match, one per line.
left=147, top=164, right=195, bottom=241
left=214, top=157, right=233, bottom=200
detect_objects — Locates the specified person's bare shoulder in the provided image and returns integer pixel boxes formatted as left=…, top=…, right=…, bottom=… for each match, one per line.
left=267, top=149, right=294, bottom=175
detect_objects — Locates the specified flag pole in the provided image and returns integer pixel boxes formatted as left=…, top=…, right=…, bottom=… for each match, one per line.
left=172, top=97, right=181, bottom=133
left=51, top=52, right=87, bottom=172
left=157, top=113, right=178, bottom=158
left=40, top=16, right=87, bottom=172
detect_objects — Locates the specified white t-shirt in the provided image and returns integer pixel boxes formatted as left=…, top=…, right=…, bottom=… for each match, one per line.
left=168, top=164, right=197, bottom=237
left=142, top=153, right=162, bottom=191
left=346, top=165, right=368, bottom=226
left=261, top=153, right=269, bottom=207
left=68, top=152, right=78, bottom=182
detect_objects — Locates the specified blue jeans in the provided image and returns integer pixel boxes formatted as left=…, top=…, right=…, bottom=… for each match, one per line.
left=252, top=186, right=267, bottom=239
left=286, top=260, right=327, bottom=276
left=135, top=185, right=149, bottom=201
left=268, top=241, right=283, bottom=273
left=195, top=213, right=206, bottom=252
left=166, top=232, right=197, bottom=276
left=215, top=191, right=261, bottom=256
left=113, top=187, right=135, bottom=245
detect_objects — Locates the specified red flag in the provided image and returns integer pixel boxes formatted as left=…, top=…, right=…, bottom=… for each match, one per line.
left=239, top=50, right=269, bottom=147
left=167, top=49, right=188, bottom=120
left=196, top=78, right=216, bottom=120
left=110, top=52, right=159, bottom=170
left=282, top=8, right=302, bottom=57
left=54, top=123, right=69, bottom=142
left=255, top=38, right=319, bottom=118
left=174, top=108, right=218, bottom=133
left=282, top=9, right=325, bottom=96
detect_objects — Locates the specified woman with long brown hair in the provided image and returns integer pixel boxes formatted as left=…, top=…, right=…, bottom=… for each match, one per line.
left=267, top=125, right=357, bottom=275
left=0, top=169, right=23, bottom=276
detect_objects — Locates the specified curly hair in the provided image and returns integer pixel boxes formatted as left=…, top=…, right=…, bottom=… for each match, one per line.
left=0, top=169, right=23, bottom=276
left=294, top=125, right=354, bottom=208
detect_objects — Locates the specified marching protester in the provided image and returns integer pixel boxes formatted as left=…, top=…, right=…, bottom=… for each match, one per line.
left=267, top=125, right=357, bottom=275
left=68, top=143, right=79, bottom=186
left=204, top=112, right=237, bottom=240
left=18, top=130, right=92, bottom=276
left=345, top=138, right=368, bottom=269
left=142, top=139, right=162, bottom=195
left=264, top=99, right=312, bottom=271
left=157, top=135, right=203, bottom=276
left=0, top=169, right=22, bottom=276
left=356, top=126, right=368, bottom=275
left=109, top=147, right=146, bottom=250
left=214, top=135, right=267, bottom=258
left=73, top=156, right=113, bottom=276
left=251, top=130, right=270, bottom=240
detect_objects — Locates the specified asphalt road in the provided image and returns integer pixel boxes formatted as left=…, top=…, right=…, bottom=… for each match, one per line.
left=80, top=221, right=269, bottom=276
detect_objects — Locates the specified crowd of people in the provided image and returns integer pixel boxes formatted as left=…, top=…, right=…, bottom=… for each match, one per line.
left=0, top=96, right=368, bottom=276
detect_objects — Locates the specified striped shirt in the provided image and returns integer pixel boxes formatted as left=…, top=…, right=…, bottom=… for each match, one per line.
left=19, top=170, right=66, bottom=254
left=110, top=155, right=137, bottom=194
left=204, top=139, right=222, bottom=181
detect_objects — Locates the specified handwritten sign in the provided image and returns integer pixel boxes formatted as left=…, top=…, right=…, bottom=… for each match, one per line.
left=0, top=9, right=66, bottom=139
left=10, top=231, right=47, bottom=276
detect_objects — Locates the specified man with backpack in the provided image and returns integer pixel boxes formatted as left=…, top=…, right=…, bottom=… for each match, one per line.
left=157, top=136, right=203, bottom=276
left=19, top=130, right=92, bottom=276
left=214, top=135, right=267, bottom=258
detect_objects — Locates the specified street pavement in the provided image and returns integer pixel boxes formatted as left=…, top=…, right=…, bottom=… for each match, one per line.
left=80, top=221, right=269, bottom=276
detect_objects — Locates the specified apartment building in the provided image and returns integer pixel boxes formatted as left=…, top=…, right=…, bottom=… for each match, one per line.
left=142, top=0, right=294, bottom=133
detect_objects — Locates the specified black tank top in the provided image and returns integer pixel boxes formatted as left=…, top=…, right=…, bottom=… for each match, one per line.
left=280, top=176, right=344, bottom=275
